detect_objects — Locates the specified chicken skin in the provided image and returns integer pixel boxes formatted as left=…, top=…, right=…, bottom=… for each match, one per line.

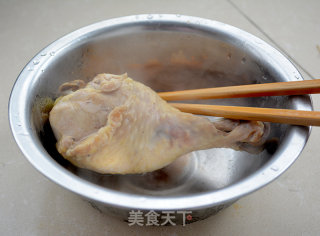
left=49, top=73, right=266, bottom=174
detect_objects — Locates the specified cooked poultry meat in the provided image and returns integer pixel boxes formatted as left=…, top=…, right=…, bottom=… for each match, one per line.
left=49, top=73, right=267, bottom=174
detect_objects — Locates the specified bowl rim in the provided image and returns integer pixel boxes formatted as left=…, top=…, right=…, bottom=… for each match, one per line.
left=9, top=14, right=312, bottom=210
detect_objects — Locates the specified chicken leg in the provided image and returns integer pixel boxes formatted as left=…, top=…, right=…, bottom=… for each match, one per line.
left=49, top=73, right=267, bottom=174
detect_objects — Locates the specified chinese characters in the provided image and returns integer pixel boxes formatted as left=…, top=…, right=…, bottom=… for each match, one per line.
left=128, top=210, right=192, bottom=226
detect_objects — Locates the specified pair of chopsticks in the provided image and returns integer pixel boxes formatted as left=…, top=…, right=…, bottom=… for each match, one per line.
left=158, top=79, right=320, bottom=126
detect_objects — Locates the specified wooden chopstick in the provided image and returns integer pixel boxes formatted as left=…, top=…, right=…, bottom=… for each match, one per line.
left=158, top=79, right=320, bottom=101
left=170, top=103, right=320, bottom=126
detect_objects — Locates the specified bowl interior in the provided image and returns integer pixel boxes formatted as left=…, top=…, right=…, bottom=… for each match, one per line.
left=28, top=18, right=307, bottom=198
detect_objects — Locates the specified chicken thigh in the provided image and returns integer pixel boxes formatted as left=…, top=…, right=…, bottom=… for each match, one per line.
left=49, top=73, right=267, bottom=174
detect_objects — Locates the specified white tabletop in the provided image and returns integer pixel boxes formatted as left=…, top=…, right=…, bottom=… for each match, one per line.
left=2, top=0, right=320, bottom=235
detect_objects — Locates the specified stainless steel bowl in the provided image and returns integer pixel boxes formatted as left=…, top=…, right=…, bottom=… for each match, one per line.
left=9, top=14, right=312, bottom=224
